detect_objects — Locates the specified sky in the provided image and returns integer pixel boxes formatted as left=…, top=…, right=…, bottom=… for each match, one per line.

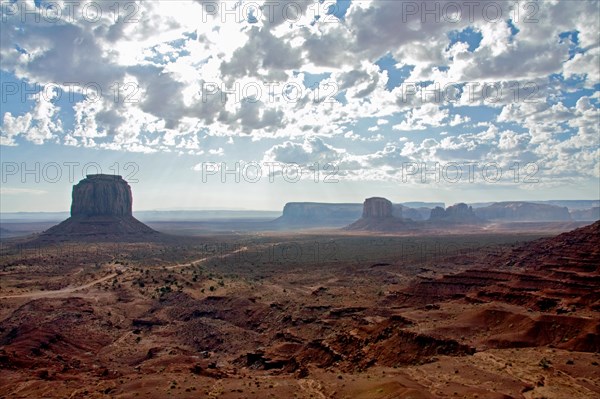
left=0, top=0, right=599, bottom=212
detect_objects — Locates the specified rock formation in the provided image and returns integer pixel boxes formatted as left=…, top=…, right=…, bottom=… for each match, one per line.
left=36, top=174, right=159, bottom=242
left=428, top=203, right=484, bottom=224
left=404, top=220, right=600, bottom=311
left=273, top=202, right=363, bottom=227
left=346, top=197, right=420, bottom=231
left=272, top=202, right=435, bottom=229
left=362, top=197, right=393, bottom=218
left=474, top=202, right=571, bottom=222
left=71, top=174, right=132, bottom=217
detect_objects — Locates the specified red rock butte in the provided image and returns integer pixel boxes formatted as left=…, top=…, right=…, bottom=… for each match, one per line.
left=362, top=197, right=394, bottom=219
left=36, top=174, right=158, bottom=242
left=71, top=174, right=133, bottom=217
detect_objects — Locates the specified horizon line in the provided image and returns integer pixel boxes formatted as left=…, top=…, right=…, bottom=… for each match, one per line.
left=1, top=198, right=599, bottom=215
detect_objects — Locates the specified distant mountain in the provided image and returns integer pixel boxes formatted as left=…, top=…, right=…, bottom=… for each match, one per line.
left=469, top=200, right=599, bottom=210
left=272, top=203, right=363, bottom=227
left=346, top=199, right=484, bottom=231
left=272, top=201, right=438, bottom=228
left=429, top=203, right=484, bottom=225
left=0, top=212, right=69, bottom=222
left=346, top=198, right=420, bottom=231
left=474, top=202, right=571, bottom=221
left=570, top=207, right=600, bottom=221
left=4, top=200, right=595, bottom=228
left=392, top=205, right=430, bottom=221
left=538, top=200, right=600, bottom=210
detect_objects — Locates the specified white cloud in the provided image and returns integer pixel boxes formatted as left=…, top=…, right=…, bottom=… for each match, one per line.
left=393, top=104, right=450, bottom=131
left=1, top=87, right=62, bottom=145
left=0, top=0, right=598, bottom=189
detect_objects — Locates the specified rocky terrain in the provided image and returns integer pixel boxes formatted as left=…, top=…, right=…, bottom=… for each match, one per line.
left=1, top=184, right=598, bottom=397
left=0, top=220, right=598, bottom=398
left=400, top=221, right=600, bottom=311
left=35, top=175, right=159, bottom=242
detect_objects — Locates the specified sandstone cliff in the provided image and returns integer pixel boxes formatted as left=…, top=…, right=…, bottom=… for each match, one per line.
left=474, top=202, right=571, bottom=221
left=273, top=201, right=436, bottom=228
left=71, top=174, right=132, bottom=217
left=273, top=203, right=363, bottom=227
left=362, top=197, right=393, bottom=218
left=428, top=203, right=483, bottom=224
left=346, top=197, right=420, bottom=231
left=37, top=174, right=158, bottom=242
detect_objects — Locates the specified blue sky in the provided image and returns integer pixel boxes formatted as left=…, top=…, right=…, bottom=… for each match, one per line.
left=1, top=0, right=599, bottom=212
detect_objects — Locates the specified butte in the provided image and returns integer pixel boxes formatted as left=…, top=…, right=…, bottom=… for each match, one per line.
left=36, top=174, right=160, bottom=242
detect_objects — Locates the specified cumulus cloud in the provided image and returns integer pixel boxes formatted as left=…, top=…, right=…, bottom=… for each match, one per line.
left=1, top=87, right=62, bottom=145
left=0, top=0, right=598, bottom=187
left=263, top=136, right=346, bottom=164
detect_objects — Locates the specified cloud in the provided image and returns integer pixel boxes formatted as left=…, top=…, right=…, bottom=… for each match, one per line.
left=1, top=87, right=62, bottom=145
left=263, top=136, right=346, bottom=165
left=0, top=0, right=598, bottom=188
left=392, top=104, right=450, bottom=131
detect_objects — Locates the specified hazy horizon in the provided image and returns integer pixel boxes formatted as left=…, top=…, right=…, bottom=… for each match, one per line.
left=1, top=0, right=598, bottom=211
left=1, top=198, right=598, bottom=215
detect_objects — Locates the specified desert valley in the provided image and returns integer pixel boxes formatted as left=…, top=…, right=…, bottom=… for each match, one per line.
left=0, top=175, right=598, bottom=399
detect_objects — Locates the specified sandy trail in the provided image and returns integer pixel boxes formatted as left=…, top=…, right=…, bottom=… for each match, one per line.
left=164, top=246, right=248, bottom=270
left=0, top=272, right=118, bottom=299
left=0, top=246, right=249, bottom=299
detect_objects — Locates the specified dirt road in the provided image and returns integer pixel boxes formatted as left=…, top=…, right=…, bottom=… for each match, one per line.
left=0, top=246, right=249, bottom=299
